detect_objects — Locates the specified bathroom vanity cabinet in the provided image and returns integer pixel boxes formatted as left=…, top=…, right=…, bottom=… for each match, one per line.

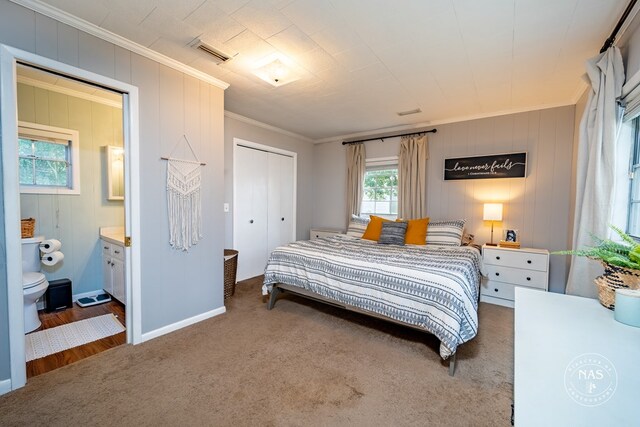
left=101, top=240, right=125, bottom=305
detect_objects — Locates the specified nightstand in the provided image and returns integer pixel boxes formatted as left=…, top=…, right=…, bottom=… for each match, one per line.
left=309, top=228, right=343, bottom=240
left=481, top=244, right=549, bottom=307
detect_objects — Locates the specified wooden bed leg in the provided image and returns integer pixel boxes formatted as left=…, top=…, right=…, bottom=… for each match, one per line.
left=448, top=353, right=457, bottom=377
left=267, top=286, right=281, bottom=310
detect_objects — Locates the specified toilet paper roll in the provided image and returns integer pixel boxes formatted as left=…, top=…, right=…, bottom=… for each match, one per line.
left=41, top=251, right=64, bottom=267
left=39, top=239, right=62, bottom=254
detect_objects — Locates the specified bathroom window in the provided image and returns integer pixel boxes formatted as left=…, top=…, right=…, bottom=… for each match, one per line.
left=18, top=122, right=80, bottom=195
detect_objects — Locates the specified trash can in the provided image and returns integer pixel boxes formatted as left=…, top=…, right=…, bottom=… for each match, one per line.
left=45, top=278, right=73, bottom=312
left=224, top=249, right=239, bottom=300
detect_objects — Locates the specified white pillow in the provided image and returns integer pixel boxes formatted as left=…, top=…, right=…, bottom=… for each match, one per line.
left=346, top=215, right=369, bottom=238
left=425, top=219, right=466, bottom=246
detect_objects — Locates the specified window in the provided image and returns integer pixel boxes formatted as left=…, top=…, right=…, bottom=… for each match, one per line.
left=361, top=157, right=398, bottom=219
left=629, top=118, right=640, bottom=237
left=18, top=122, right=80, bottom=195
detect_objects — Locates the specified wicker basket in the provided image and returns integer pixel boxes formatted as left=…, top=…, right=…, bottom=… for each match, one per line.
left=595, top=261, right=640, bottom=309
left=224, top=249, right=239, bottom=300
left=21, top=218, right=35, bottom=238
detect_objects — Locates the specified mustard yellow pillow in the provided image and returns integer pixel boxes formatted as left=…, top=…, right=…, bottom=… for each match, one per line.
left=362, top=215, right=391, bottom=241
left=398, top=217, right=430, bottom=245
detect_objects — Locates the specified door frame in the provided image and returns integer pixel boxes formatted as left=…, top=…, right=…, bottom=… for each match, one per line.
left=0, top=44, right=142, bottom=391
left=232, top=138, right=297, bottom=278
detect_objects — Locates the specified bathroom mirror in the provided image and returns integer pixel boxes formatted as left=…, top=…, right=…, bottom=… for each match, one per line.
left=105, top=145, right=124, bottom=200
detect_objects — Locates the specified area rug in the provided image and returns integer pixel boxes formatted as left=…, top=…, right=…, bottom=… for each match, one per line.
left=25, top=314, right=125, bottom=362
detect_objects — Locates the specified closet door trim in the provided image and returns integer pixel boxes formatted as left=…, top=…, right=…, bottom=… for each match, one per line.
left=232, top=137, right=297, bottom=258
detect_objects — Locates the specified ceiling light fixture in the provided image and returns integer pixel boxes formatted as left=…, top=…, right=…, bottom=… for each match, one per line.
left=252, top=53, right=301, bottom=87
left=397, top=108, right=422, bottom=116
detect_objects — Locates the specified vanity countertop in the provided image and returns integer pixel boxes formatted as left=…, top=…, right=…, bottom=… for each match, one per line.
left=100, top=226, right=125, bottom=246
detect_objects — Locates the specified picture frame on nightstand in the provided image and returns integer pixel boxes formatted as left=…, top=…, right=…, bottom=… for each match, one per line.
left=504, top=229, right=518, bottom=242
left=499, top=229, right=520, bottom=248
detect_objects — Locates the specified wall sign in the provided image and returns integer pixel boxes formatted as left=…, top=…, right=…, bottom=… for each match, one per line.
left=444, top=152, right=527, bottom=180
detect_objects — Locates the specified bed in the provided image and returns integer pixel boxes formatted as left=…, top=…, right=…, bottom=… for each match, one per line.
left=262, top=235, right=483, bottom=376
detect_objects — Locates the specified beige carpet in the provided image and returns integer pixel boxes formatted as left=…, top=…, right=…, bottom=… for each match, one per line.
left=0, top=277, right=514, bottom=426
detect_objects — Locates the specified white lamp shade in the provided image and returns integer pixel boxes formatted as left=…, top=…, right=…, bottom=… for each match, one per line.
left=483, top=203, right=503, bottom=221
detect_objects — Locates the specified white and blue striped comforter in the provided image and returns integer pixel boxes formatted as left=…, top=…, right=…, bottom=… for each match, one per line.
left=262, top=236, right=482, bottom=358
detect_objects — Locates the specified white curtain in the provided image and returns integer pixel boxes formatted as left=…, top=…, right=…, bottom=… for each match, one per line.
left=566, top=47, right=626, bottom=298
left=398, top=134, right=428, bottom=219
left=346, top=143, right=366, bottom=221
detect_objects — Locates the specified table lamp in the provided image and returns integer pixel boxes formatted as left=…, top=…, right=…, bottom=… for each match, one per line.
left=483, top=203, right=503, bottom=246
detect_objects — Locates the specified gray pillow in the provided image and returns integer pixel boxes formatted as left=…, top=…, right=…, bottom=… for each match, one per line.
left=426, top=219, right=466, bottom=246
left=378, top=221, right=408, bottom=245
left=346, top=214, right=369, bottom=238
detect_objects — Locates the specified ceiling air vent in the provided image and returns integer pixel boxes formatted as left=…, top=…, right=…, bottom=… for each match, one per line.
left=189, top=39, right=232, bottom=64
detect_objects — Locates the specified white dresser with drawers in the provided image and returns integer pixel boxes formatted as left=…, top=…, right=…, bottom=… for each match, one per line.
left=481, top=244, right=549, bottom=307
left=309, top=228, right=343, bottom=240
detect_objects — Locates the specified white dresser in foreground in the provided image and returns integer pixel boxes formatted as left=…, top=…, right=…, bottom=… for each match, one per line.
left=309, top=228, right=343, bottom=240
left=515, top=287, right=640, bottom=426
left=481, top=245, right=549, bottom=307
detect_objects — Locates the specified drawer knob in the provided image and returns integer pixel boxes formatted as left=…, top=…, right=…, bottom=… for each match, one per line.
left=494, top=288, right=499, bottom=292
left=281, top=217, right=285, bottom=221
left=527, top=260, right=532, bottom=264
left=250, top=219, right=254, bottom=224
left=495, top=272, right=500, bottom=276
left=527, top=277, right=531, bottom=281
left=496, top=256, right=501, bottom=260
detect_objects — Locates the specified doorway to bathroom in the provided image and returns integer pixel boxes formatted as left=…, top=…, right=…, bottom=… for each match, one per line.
left=17, top=63, right=127, bottom=378
left=0, top=45, right=142, bottom=390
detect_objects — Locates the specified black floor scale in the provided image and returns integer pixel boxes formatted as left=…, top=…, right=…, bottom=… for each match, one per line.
left=76, top=293, right=112, bottom=307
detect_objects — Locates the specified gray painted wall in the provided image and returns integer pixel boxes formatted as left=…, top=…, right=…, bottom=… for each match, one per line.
left=312, top=106, right=576, bottom=293
left=621, top=14, right=640, bottom=79
left=224, top=115, right=314, bottom=247
left=17, top=83, right=125, bottom=296
left=0, top=0, right=225, bottom=383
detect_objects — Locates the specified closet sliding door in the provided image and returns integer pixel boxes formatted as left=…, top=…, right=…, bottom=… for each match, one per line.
left=235, top=145, right=268, bottom=281
left=234, top=142, right=296, bottom=282
left=267, top=152, right=295, bottom=255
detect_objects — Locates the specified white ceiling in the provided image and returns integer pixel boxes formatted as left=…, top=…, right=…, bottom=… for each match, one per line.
left=37, top=0, right=629, bottom=140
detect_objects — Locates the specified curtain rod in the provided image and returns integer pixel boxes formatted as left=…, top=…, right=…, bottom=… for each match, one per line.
left=601, top=0, right=638, bottom=53
left=341, top=129, right=437, bottom=145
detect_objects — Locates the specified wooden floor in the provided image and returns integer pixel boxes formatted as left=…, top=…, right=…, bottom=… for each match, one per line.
left=26, top=301, right=126, bottom=378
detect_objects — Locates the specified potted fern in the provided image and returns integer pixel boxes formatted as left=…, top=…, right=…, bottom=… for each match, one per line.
left=555, top=225, right=640, bottom=309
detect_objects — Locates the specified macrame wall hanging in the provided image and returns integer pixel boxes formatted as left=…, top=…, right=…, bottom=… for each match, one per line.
left=161, top=135, right=205, bottom=252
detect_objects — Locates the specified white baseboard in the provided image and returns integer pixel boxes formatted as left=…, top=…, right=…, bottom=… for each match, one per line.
left=140, top=306, right=226, bottom=343
left=73, top=290, right=105, bottom=301
left=480, top=294, right=514, bottom=308
left=0, top=378, right=12, bottom=396
left=37, top=289, right=105, bottom=310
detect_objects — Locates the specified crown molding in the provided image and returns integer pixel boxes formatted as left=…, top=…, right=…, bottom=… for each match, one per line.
left=571, top=82, right=589, bottom=104
left=10, top=0, right=229, bottom=90
left=17, top=75, right=123, bottom=108
left=224, top=111, right=313, bottom=143
left=313, top=101, right=578, bottom=144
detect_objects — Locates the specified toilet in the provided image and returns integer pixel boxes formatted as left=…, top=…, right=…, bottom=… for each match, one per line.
left=22, top=236, right=49, bottom=333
